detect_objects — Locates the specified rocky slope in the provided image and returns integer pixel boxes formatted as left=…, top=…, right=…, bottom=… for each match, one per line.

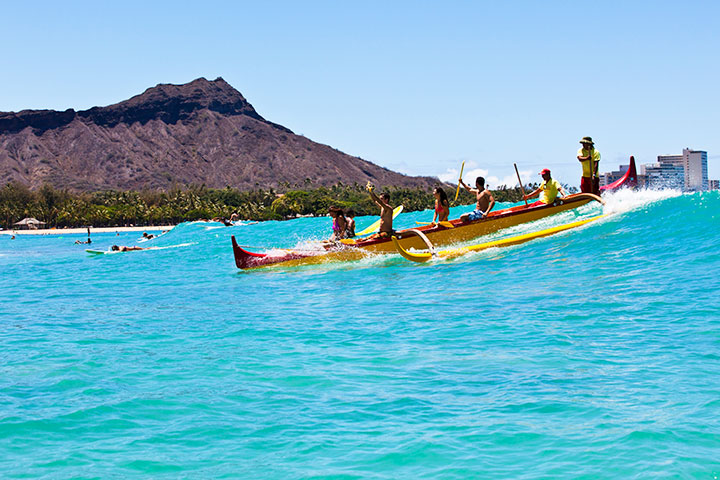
left=0, top=77, right=438, bottom=191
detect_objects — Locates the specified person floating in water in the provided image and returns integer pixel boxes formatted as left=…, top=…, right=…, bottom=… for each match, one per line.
left=431, top=186, right=450, bottom=224
left=366, top=182, right=394, bottom=239
left=523, top=168, right=566, bottom=206
left=75, top=227, right=92, bottom=244
left=459, top=176, right=495, bottom=222
left=111, top=245, right=145, bottom=252
left=211, top=217, right=234, bottom=226
left=328, top=206, right=347, bottom=242
left=142, top=232, right=155, bottom=240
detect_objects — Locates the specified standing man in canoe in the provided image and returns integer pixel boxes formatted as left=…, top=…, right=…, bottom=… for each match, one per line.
left=459, top=176, right=495, bottom=222
left=366, top=182, right=394, bottom=239
left=577, top=136, right=601, bottom=195
left=523, top=168, right=567, bottom=206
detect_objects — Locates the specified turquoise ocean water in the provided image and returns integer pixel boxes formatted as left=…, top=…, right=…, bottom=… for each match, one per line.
left=1, top=189, right=719, bottom=479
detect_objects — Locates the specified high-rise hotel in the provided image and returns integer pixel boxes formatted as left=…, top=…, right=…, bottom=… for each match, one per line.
left=640, top=148, right=709, bottom=191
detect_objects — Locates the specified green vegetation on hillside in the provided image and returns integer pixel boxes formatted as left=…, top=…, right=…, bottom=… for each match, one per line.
left=0, top=181, right=574, bottom=229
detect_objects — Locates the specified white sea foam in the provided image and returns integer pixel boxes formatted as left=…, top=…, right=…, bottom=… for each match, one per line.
left=292, top=239, right=329, bottom=253
left=149, top=242, right=195, bottom=250
left=601, top=187, right=682, bottom=215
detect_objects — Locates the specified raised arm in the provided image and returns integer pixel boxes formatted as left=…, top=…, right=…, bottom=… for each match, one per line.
left=366, top=182, right=389, bottom=209
left=367, top=181, right=380, bottom=205
left=459, top=178, right=476, bottom=193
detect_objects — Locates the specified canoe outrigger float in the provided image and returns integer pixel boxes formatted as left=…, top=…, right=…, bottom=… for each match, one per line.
left=392, top=214, right=607, bottom=263
left=231, top=192, right=603, bottom=270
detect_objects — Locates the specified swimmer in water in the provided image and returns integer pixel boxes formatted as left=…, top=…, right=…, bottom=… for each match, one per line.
left=111, top=245, right=145, bottom=252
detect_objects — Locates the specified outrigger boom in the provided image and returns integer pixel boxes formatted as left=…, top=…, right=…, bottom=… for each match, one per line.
left=392, top=214, right=608, bottom=263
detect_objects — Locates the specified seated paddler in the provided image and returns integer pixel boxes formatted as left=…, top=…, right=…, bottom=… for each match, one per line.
left=431, top=186, right=450, bottom=224
left=328, top=206, right=347, bottom=242
left=344, top=209, right=356, bottom=238
left=366, top=182, right=394, bottom=240
left=523, top=168, right=566, bottom=207
left=459, top=176, right=495, bottom=222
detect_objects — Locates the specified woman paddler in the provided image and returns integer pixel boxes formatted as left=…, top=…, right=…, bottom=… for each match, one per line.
left=328, top=206, right=347, bottom=242
left=431, top=187, right=450, bottom=225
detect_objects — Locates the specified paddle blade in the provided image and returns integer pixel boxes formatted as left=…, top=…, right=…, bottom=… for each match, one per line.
left=454, top=161, right=465, bottom=202
left=356, top=218, right=381, bottom=236
left=356, top=205, right=403, bottom=236
left=415, top=221, right=454, bottom=228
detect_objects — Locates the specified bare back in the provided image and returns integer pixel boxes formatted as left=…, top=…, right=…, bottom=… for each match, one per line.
left=476, top=189, right=493, bottom=213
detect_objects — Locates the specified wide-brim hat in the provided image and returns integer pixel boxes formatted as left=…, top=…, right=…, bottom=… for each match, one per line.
left=579, top=136, right=594, bottom=145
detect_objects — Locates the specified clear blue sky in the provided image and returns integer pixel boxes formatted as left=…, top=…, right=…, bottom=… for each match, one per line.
left=2, top=0, right=718, bottom=187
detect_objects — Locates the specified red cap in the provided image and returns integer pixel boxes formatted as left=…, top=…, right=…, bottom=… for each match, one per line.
left=539, top=168, right=551, bottom=175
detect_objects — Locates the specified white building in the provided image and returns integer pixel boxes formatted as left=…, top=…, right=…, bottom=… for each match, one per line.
left=640, top=162, right=684, bottom=189
left=657, top=148, right=708, bottom=191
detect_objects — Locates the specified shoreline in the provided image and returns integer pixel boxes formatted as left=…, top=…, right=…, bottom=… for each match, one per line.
left=0, top=225, right=175, bottom=236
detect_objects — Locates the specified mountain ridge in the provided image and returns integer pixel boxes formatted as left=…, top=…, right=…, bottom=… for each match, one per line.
left=0, top=77, right=287, bottom=134
left=0, top=77, right=439, bottom=192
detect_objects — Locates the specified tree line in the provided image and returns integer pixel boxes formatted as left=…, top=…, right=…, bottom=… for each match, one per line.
left=0, top=181, right=568, bottom=229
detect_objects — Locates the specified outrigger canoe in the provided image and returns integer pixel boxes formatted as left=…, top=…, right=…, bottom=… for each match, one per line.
left=231, top=192, right=603, bottom=270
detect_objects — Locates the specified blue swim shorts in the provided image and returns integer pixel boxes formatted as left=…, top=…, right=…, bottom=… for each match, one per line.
left=467, top=209, right=485, bottom=221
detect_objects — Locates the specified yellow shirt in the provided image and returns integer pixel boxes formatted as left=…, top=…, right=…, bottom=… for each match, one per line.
left=540, top=179, right=562, bottom=204
left=578, top=147, right=601, bottom=177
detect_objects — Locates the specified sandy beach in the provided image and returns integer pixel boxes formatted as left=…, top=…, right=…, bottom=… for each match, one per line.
left=0, top=225, right=175, bottom=236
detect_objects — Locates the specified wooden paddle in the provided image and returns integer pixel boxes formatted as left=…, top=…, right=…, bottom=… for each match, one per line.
left=454, top=161, right=465, bottom=203
left=514, top=163, right=528, bottom=206
left=415, top=221, right=454, bottom=228
left=356, top=205, right=404, bottom=236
